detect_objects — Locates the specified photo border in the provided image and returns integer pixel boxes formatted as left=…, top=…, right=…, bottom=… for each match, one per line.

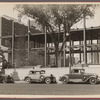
left=0, top=1, right=100, bottom=100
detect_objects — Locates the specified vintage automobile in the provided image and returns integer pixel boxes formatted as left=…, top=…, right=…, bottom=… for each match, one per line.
left=59, top=68, right=100, bottom=84
left=24, top=69, right=56, bottom=84
left=0, top=74, right=14, bottom=83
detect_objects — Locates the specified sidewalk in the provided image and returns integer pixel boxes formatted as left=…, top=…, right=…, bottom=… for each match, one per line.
left=14, top=81, right=25, bottom=83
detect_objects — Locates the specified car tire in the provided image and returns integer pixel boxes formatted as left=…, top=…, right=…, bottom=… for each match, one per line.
left=45, top=77, right=51, bottom=84
left=62, top=77, right=68, bottom=84
left=25, top=77, right=31, bottom=83
left=53, top=77, right=56, bottom=83
left=10, top=78, right=14, bottom=83
left=89, top=77, right=97, bottom=85
left=2, top=78, right=7, bottom=83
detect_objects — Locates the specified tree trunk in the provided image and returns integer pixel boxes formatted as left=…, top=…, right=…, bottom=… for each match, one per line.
left=55, top=45, right=58, bottom=67
left=58, top=53, right=62, bottom=67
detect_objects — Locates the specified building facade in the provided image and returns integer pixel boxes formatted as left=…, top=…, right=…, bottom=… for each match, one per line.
left=0, top=16, right=100, bottom=68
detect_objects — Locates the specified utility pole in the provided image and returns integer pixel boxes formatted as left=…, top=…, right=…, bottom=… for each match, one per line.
left=12, top=20, right=15, bottom=70
left=28, top=20, right=30, bottom=66
left=69, top=32, right=71, bottom=73
left=63, top=33, right=66, bottom=67
left=45, top=27, right=47, bottom=67
left=83, top=13, right=87, bottom=66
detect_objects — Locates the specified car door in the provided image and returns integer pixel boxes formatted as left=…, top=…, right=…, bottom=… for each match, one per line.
left=69, top=69, right=82, bottom=82
left=33, top=71, right=41, bottom=81
left=29, top=71, right=36, bottom=80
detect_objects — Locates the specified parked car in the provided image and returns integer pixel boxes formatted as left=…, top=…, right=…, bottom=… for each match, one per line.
left=24, top=69, right=56, bottom=84
left=59, top=68, right=100, bottom=84
left=0, top=74, right=14, bottom=83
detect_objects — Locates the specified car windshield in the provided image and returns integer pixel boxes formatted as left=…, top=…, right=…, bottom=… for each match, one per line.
left=80, top=69, right=85, bottom=73
left=40, top=71, right=45, bottom=74
left=29, top=71, right=35, bottom=74
left=72, top=69, right=85, bottom=74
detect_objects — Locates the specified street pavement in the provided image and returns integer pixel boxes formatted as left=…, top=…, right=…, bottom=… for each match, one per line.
left=0, top=81, right=100, bottom=95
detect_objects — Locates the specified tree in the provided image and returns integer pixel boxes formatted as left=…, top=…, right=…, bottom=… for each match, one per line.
left=15, top=4, right=96, bottom=67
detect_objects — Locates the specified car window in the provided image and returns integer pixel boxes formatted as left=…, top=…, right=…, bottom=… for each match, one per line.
left=73, top=69, right=79, bottom=73
left=35, top=71, right=40, bottom=74
left=80, top=69, right=85, bottom=73
left=40, top=71, right=45, bottom=74
left=29, top=71, right=35, bottom=74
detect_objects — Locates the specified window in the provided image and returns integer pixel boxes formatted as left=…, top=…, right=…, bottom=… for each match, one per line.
left=74, top=69, right=79, bottom=73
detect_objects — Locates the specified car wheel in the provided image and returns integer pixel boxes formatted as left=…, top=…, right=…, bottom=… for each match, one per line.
left=45, top=77, right=51, bottom=84
left=62, top=77, right=68, bottom=84
left=89, top=77, right=97, bottom=84
left=25, top=77, right=31, bottom=83
left=2, top=78, right=7, bottom=83
left=53, top=77, right=56, bottom=83
left=10, top=78, right=14, bottom=83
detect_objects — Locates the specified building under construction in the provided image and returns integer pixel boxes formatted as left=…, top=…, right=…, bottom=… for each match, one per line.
left=0, top=15, right=100, bottom=68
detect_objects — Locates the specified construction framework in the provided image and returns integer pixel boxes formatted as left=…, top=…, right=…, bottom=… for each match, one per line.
left=0, top=15, right=100, bottom=68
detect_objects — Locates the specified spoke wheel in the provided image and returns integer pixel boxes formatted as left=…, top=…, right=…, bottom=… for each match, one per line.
left=10, top=78, right=14, bottom=83
left=89, top=77, right=97, bottom=85
left=45, top=77, right=51, bottom=84
left=62, top=77, right=68, bottom=84
left=25, top=77, right=31, bottom=83
left=2, top=78, right=7, bottom=83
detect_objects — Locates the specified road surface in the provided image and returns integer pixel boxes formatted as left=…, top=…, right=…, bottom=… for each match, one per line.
left=0, top=82, right=100, bottom=95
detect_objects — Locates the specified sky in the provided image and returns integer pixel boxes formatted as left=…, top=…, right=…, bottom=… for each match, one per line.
left=0, top=3, right=100, bottom=28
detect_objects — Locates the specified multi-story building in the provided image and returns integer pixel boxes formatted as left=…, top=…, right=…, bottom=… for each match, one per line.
left=0, top=15, right=100, bottom=68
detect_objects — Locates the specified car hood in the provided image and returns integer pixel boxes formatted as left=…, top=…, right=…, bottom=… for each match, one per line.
left=41, top=73, right=54, bottom=77
left=84, top=73, right=98, bottom=76
left=62, top=73, right=98, bottom=77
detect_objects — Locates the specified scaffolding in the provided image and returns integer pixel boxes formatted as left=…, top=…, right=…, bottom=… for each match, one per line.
left=0, top=15, right=100, bottom=68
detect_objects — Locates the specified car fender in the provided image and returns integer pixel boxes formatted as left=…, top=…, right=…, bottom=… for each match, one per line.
left=61, top=75, right=69, bottom=81
left=40, top=75, right=45, bottom=81
left=24, top=76, right=31, bottom=80
left=89, top=76, right=97, bottom=79
left=82, top=75, right=96, bottom=82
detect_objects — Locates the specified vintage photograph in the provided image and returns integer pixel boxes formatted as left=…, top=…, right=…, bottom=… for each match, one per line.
left=0, top=2, right=100, bottom=97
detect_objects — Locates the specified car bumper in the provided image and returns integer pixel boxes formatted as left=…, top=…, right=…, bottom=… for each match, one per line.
left=97, top=77, right=100, bottom=82
left=52, top=77, right=56, bottom=83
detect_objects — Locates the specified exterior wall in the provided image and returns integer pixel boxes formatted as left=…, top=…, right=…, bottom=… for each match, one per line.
left=7, top=37, right=45, bottom=67
left=5, top=65, right=100, bottom=82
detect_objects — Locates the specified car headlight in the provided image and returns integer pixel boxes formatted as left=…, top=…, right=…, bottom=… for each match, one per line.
left=40, top=76, right=44, bottom=79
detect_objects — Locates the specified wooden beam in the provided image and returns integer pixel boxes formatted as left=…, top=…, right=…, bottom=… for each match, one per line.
left=12, top=20, right=14, bottom=69
left=0, top=36, right=12, bottom=38
left=28, top=20, right=30, bottom=66
left=83, top=14, right=87, bottom=65
left=45, top=27, right=47, bottom=67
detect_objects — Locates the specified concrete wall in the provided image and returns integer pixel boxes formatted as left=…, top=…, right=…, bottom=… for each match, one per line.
left=5, top=65, right=100, bottom=82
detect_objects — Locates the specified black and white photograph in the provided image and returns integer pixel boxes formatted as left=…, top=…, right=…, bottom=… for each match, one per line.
left=0, top=2, right=100, bottom=98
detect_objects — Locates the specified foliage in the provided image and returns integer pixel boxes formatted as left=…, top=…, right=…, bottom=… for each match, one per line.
left=15, top=4, right=96, bottom=66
